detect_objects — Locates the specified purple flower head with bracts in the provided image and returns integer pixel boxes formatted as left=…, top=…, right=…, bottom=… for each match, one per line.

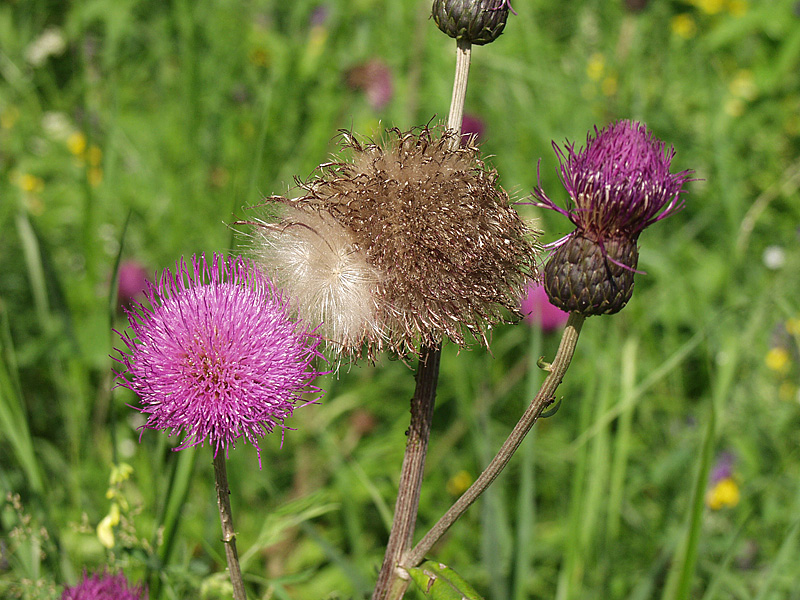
left=533, top=121, right=691, bottom=316
left=534, top=120, right=690, bottom=244
left=115, top=254, right=324, bottom=467
left=61, top=570, right=147, bottom=600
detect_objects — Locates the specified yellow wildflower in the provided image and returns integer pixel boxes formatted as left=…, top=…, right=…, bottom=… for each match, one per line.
left=706, top=477, right=740, bottom=510
left=96, top=502, right=120, bottom=548
left=67, top=131, right=87, bottom=157
left=671, top=14, right=697, bottom=39
left=765, top=347, right=790, bottom=374
left=17, top=173, right=45, bottom=194
left=446, top=470, right=473, bottom=496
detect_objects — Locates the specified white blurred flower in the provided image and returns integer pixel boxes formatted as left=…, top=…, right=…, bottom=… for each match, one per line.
left=25, top=28, right=66, bottom=67
left=762, top=245, right=786, bottom=270
left=41, top=111, right=73, bottom=140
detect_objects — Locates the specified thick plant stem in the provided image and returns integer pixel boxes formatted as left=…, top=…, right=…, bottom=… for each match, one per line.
left=213, top=452, right=247, bottom=600
left=401, top=312, right=586, bottom=570
left=371, top=344, right=442, bottom=600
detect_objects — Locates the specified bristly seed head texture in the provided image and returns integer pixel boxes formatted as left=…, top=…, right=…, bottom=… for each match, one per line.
left=253, top=126, right=539, bottom=359
left=533, top=120, right=691, bottom=316
left=114, top=254, right=324, bottom=467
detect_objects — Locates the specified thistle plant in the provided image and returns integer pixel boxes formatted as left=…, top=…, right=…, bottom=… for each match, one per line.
left=115, top=254, right=324, bottom=600
left=107, top=4, right=691, bottom=599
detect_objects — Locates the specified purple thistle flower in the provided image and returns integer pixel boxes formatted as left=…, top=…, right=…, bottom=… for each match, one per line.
left=534, top=120, right=690, bottom=244
left=533, top=120, right=691, bottom=316
left=61, top=570, right=146, bottom=600
left=115, top=254, right=324, bottom=467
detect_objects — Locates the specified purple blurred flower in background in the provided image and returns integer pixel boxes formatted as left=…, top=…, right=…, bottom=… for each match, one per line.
left=115, top=254, right=324, bottom=467
left=346, top=59, right=393, bottom=111
left=709, top=450, right=736, bottom=485
left=116, top=260, right=149, bottom=311
left=521, top=281, right=569, bottom=333
left=310, top=4, right=330, bottom=27
left=461, top=113, right=485, bottom=145
left=61, top=570, right=146, bottom=600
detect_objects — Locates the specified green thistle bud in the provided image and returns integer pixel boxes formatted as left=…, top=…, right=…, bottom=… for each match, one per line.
left=543, top=234, right=638, bottom=316
left=431, top=0, right=514, bottom=46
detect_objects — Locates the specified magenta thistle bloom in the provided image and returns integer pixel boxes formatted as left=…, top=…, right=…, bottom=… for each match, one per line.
left=533, top=120, right=691, bottom=315
left=115, top=254, right=324, bottom=466
left=61, top=570, right=146, bottom=600
left=534, top=120, right=689, bottom=243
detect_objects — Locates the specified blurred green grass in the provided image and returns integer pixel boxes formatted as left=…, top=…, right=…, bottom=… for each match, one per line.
left=1, top=0, right=800, bottom=598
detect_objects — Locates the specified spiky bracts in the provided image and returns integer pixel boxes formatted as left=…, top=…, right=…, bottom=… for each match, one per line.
left=253, top=126, right=538, bottom=359
left=432, top=0, right=515, bottom=45
left=533, top=120, right=690, bottom=316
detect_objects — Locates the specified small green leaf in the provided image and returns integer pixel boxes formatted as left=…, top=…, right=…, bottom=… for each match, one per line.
left=408, top=560, right=485, bottom=600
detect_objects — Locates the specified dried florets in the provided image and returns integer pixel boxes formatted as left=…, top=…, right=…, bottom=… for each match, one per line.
left=533, top=120, right=691, bottom=315
left=253, top=126, right=538, bottom=359
left=114, top=254, right=324, bottom=466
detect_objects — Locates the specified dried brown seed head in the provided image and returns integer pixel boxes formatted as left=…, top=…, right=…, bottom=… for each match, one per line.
left=255, top=126, right=539, bottom=359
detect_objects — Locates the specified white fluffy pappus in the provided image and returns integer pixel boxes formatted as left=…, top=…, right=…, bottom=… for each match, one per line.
left=253, top=207, right=384, bottom=356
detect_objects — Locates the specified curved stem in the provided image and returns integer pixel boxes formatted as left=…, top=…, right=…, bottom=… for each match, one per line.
left=213, top=452, right=247, bottom=600
left=371, top=344, right=441, bottom=600
left=401, top=313, right=586, bottom=569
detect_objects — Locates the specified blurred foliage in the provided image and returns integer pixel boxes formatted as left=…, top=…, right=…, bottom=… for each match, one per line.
left=1, top=0, right=799, bottom=599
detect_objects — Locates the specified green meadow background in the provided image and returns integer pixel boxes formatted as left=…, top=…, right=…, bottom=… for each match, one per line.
left=2, top=0, right=800, bottom=598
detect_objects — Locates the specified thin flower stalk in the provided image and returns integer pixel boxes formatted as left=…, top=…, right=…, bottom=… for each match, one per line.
left=401, top=312, right=585, bottom=570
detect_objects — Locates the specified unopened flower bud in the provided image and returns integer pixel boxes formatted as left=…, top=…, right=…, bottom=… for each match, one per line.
left=543, top=234, right=637, bottom=315
left=432, top=0, right=514, bottom=46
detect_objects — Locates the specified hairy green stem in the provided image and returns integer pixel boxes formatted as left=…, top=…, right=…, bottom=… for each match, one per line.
left=401, top=312, right=586, bottom=570
left=213, top=452, right=247, bottom=600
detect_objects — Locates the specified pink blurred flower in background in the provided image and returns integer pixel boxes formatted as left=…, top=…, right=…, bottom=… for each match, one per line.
left=346, top=59, right=393, bottom=111
left=521, top=281, right=569, bottom=333
left=461, top=113, right=485, bottom=145
left=116, top=260, right=150, bottom=311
